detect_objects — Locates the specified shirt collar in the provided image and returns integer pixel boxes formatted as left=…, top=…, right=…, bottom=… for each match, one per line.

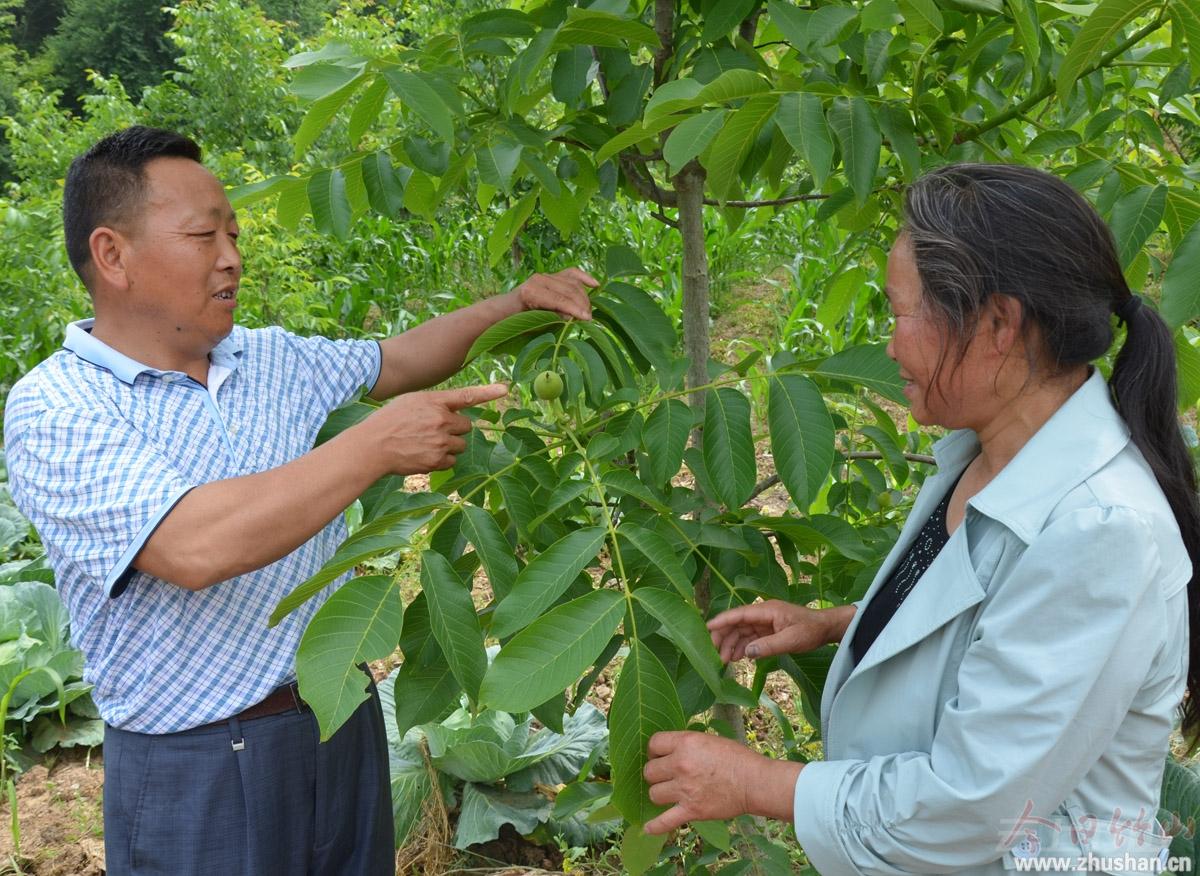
left=931, top=369, right=1130, bottom=543
left=62, top=318, right=244, bottom=384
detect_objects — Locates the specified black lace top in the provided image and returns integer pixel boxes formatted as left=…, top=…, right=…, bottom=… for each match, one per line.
left=850, top=475, right=962, bottom=667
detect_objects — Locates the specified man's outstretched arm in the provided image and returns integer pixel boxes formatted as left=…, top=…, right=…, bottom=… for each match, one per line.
left=134, top=384, right=508, bottom=590
left=368, top=268, right=597, bottom=400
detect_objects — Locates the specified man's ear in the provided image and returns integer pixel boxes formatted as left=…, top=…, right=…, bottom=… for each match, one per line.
left=985, top=293, right=1024, bottom=356
left=88, top=226, right=130, bottom=291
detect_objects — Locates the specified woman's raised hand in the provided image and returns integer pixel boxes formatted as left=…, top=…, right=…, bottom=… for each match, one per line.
left=707, top=599, right=843, bottom=662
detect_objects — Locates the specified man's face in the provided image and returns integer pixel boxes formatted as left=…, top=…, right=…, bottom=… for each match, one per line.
left=118, top=156, right=242, bottom=355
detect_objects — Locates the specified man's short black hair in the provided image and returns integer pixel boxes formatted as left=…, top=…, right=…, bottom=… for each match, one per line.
left=63, top=126, right=202, bottom=286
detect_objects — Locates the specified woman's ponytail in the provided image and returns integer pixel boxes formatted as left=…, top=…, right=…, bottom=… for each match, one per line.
left=1110, top=297, right=1200, bottom=750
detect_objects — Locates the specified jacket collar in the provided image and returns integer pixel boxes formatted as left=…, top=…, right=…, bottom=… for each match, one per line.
left=821, top=369, right=1131, bottom=731
left=63, top=318, right=244, bottom=385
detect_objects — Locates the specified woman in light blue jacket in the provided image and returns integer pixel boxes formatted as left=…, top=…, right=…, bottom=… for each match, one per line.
left=643, top=164, right=1199, bottom=874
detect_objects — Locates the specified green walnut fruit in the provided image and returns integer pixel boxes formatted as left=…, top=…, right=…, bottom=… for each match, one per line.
left=533, top=370, right=564, bottom=401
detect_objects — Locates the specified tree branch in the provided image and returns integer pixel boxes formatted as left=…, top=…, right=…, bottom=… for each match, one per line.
left=653, top=0, right=674, bottom=87
left=624, top=149, right=664, bottom=163
left=651, top=208, right=679, bottom=228
left=706, top=192, right=833, bottom=207
left=748, top=451, right=938, bottom=502
left=1160, top=114, right=1186, bottom=160
left=591, top=46, right=610, bottom=100
left=851, top=450, right=936, bottom=465
left=956, top=11, right=1168, bottom=144
left=738, top=8, right=763, bottom=44
left=550, top=136, right=593, bottom=151
left=620, top=155, right=679, bottom=207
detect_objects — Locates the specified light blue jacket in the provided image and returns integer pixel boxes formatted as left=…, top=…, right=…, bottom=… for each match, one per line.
left=792, top=370, right=1191, bottom=874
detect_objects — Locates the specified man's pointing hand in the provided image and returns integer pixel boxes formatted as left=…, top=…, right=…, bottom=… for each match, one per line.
left=366, top=383, right=508, bottom=475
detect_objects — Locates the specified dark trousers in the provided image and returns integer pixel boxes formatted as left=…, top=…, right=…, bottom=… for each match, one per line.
left=102, top=687, right=394, bottom=876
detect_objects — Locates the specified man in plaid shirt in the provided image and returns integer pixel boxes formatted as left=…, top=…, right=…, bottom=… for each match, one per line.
left=3, top=126, right=596, bottom=875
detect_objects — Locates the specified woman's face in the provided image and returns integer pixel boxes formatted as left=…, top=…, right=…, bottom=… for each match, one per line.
left=884, top=235, right=987, bottom=429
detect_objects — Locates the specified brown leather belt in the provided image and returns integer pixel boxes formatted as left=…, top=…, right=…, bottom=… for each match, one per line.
left=198, top=681, right=309, bottom=730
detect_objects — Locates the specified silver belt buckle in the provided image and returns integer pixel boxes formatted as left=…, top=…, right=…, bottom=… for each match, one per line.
left=288, top=681, right=303, bottom=713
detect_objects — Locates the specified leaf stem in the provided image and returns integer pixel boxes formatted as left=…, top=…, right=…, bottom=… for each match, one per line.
left=391, top=434, right=572, bottom=574
left=560, top=422, right=640, bottom=640
left=549, top=316, right=575, bottom=369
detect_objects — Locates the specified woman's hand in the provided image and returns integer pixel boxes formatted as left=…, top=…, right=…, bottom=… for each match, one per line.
left=643, top=731, right=802, bottom=834
left=707, top=600, right=851, bottom=662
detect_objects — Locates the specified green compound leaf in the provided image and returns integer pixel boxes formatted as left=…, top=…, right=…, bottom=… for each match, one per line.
left=617, top=526, right=694, bottom=599
left=1057, top=0, right=1159, bottom=102
left=897, top=0, right=944, bottom=34
left=490, top=526, right=608, bottom=639
left=460, top=505, right=518, bottom=602
left=1173, top=332, right=1200, bottom=410
left=593, top=282, right=678, bottom=376
left=1162, top=219, right=1200, bottom=329
left=1005, top=0, right=1042, bottom=80
left=595, top=115, right=679, bottom=165
left=481, top=590, right=625, bottom=713
left=476, top=139, right=524, bottom=194
left=1109, top=184, right=1167, bottom=270
left=694, top=68, right=771, bottom=104
left=609, top=640, right=685, bottom=825
left=307, top=168, right=352, bottom=239
left=703, top=387, right=756, bottom=510
left=1171, top=0, right=1200, bottom=81
left=777, top=92, right=834, bottom=188
left=632, top=587, right=724, bottom=697
left=382, top=68, right=457, bottom=143
left=294, top=72, right=364, bottom=160
left=602, top=470, right=671, bottom=513
left=827, top=96, right=881, bottom=205
left=296, top=575, right=403, bottom=740
left=466, top=311, right=565, bottom=362
left=271, top=494, right=444, bottom=625
left=701, top=0, right=757, bottom=43
left=704, top=94, right=780, bottom=203
left=552, top=8, right=662, bottom=50
left=768, top=374, right=836, bottom=511
left=348, top=75, right=389, bottom=147
left=664, top=109, right=728, bottom=174
left=642, top=399, right=691, bottom=488
left=274, top=178, right=310, bottom=231
left=421, top=550, right=488, bottom=704
left=291, top=62, right=362, bottom=101
left=360, top=150, right=405, bottom=217
left=392, top=661, right=460, bottom=739
left=1025, top=129, right=1082, bottom=156
left=552, top=45, right=593, bottom=105
left=622, top=822, right=669, bottom=876
left=809, top=343, right=906, bottom=405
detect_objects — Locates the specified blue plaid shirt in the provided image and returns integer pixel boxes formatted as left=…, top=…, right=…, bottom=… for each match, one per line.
left=3, top=320, right=381, bottom=733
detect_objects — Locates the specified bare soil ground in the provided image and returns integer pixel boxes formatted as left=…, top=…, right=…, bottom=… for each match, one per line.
left=0, top=747, right=105, bottom=876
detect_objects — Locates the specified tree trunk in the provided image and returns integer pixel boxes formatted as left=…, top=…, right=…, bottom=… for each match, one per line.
left=674, top=161, right=710, bottom=427
left=673, top=161, right=746, bottom=742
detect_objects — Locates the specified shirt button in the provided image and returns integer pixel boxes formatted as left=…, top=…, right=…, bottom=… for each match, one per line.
left=160, top=374, right=176, bottom=383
